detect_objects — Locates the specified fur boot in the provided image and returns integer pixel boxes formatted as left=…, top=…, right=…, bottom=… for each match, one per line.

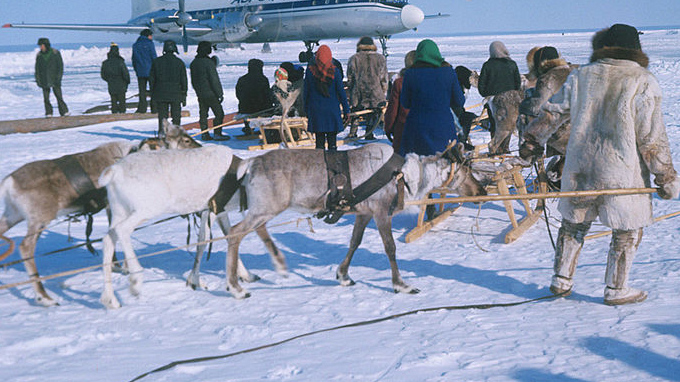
left=550, top=220, right=592, bottom=295
left=604, top=228, right=647, bottom=305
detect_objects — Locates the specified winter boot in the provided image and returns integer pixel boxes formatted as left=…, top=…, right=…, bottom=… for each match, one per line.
left=201, top=132, right=213, bottom=141
left=550, top=220, right=592, bottom=295
left=213, top=127, right=230, bottom=141
left=603, top=229, right=647, bottom=305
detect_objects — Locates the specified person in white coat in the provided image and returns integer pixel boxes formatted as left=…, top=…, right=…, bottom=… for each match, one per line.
left=542, top=24, right=680, bottom=305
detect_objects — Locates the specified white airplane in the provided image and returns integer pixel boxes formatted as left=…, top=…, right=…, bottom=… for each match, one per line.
left=3, top=0, right=431, bottom=59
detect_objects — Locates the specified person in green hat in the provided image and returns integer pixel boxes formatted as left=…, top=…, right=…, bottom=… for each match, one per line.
left=398, top=39, right=465, bottom=156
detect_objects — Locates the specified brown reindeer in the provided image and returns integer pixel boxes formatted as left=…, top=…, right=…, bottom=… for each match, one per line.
left=0, top=121, right=200, bottom=306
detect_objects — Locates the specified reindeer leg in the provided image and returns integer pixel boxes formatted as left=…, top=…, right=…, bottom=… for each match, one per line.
left=374, top=213, right=419, bottom=294
left=115, top=214, right=146, bottom=297
left=21, top=222, right=58, bottom=306
left=187, top=210, right=210, bottom=290
left=215, top=212, right=261, bottom=283
left=337, top=214, right=372, bottom=286
left=255, top=225, right=288, bottom=277
left=226, top=222, right=250, bottom=299
left=101, top=230, right=121, bottom=309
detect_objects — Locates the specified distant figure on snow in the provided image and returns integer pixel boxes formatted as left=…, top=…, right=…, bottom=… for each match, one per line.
left=236, top=58, right=274, bottom=134
left=149, top=40, right=187, bottom=136
left=132, top=29, right=157, bottom=113
left=190, top=41, right=229, bottom=141
left=100, top=42, right=130, bottom=114
left=35, top=37, right=69, bottom=117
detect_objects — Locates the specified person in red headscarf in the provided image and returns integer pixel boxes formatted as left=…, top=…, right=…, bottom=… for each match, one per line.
left=304, top=45, right=350, bottom=150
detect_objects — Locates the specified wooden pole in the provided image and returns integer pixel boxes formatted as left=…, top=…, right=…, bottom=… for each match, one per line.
left=585, top=210, right=680, bottom=240
left=404, top=188, right=657, bottom=206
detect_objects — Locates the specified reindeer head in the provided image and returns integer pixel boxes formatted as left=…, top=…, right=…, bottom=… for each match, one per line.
left=163, top=120, right=202, bottom=149
left=441, top=142, right=486, bottom=198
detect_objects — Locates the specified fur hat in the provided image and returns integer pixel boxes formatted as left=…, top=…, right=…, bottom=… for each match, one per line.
left=357, top=36, right=377, bottom=52
left=197, top=41, right=212, bottom=56
left=592, top=23, right=641, bottom=51
left=163, top=40, right=178, bottom=54
left=525, top=46, right=541, bottom=74
left=455, top=66, right=473, bottom=90
left=533, top=46, right=559, bottom=67
left=140, top=29, right=153, bottom=37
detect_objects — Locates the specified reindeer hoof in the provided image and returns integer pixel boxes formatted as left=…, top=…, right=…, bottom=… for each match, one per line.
left=239, top=273, right=261, bottom=283
left=394, top=284, right=420, bottom=294
left=336, top=273, right=355, bottom=287
left=227, top=286, right=251, bottom=299
left=101, top=293, right=121, bottom=309
left=36, top=296, right=59, bottom=307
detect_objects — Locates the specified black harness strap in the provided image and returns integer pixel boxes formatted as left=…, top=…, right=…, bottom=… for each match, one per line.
left=209, top=157, right=244, bottom=214
left=351, top=153, right=405, bottom=206
left=54, top=155, right=97, bottom=199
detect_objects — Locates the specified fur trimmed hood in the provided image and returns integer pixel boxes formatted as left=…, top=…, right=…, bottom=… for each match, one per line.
left=537, top=57, right=569, bottom=76
left=590, top=47, right=649, bottom=68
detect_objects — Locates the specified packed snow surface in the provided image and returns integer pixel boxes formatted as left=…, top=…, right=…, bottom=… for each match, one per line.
left=1, top=30, right=680, bottom=381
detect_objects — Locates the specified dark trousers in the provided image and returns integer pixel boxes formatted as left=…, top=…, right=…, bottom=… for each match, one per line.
left=110, top=92, right=126, bottom=113
left=42, top=87, right=68, bottom=116
left=198, top=96, right=225, bottom=131
left=156, top=100, right=182, bottom=136
left=136, top=77, right=150, bottom=113
left=315, top=132, right=338, bottom=150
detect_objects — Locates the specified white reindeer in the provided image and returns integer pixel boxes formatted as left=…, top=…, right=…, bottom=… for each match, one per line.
left=0, top=121, right=201, bottom=306
left=222, top=143, right=486, bottom=299
left=99, top=146, right=287, bottom=309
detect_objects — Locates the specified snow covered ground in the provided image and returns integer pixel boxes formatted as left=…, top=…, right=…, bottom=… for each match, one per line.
left=1, top=30, right=680, bottom=381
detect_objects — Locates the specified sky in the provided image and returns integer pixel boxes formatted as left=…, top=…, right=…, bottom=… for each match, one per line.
left=1, top=0, right=680, bottom=47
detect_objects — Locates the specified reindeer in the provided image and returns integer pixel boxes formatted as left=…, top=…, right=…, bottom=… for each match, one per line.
left=0, top=121, right=200, bottom=306
left=99, top=146, right=287, bottom=309
left=221, top=143, right=486, bottom=299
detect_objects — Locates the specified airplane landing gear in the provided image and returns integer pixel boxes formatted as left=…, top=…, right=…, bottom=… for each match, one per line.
left=299, top=40, right=319, bottom=62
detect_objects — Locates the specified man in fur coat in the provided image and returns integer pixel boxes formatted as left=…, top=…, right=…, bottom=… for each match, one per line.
left=541, top=24, right=680, bottom=305
left=347, top=36, right=388, bottom=140
left=518, top=46, right=577, bottom=160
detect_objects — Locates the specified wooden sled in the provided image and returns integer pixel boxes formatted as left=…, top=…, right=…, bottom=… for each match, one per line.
left=247, top=116, right=344, bottom=150
left=405, top=157, right=547, bottom=244
left=0, top=110, right=190, bottom=135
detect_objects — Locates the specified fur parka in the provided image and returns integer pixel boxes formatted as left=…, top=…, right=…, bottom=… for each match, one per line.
left=347, top=50, right=388, bottom=110
left=520, top=58, right=576, bottom=155
left=543, top=49, right=678, bottom=229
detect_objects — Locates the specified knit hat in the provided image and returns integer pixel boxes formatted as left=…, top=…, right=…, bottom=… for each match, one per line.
left=533, top=46, right=559, bottom=67
left=197, top=41, right=212, bottom=56
left=108, top=42, right=119, bottom=56
left=598, top=23, right=641, bottom=51
left=357, top=36, right=377, bottom=52
left=415, top=39, right=444, bottom=67
left=489, top=41, right=510, bottom=59
left=275, top=67, right=288, bottom=81
left=163, top=40, right=178, bottom=54
left=140, top=29, right=153, bottom=37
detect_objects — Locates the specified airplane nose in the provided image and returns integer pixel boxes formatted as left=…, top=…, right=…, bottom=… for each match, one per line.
left=400, top=4, right=424, bottom=30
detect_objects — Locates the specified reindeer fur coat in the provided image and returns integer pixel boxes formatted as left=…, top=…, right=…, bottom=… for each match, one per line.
left=543, top=47, right=678, bottom=229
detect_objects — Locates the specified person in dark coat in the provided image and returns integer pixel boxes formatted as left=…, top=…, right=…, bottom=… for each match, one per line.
left=236, top=58, right=273, bottom=134
left=478, top=41, right=522, bottom=154
left=304, top=45, right=350, bottom=150
left=453, top=65, right=479, bottom=150
left=35, top=37, right=69, bottom=117
left=132, top=29, right=157, bottom=113
left=190, top=41, right=229, bottom=141
left=399, top=39, right=465, bottom=156
left=384, top=50, right=415, bottom=153
left=100, top=43, right=130, bottom=114
left=149, top=40, right=187, bottom=136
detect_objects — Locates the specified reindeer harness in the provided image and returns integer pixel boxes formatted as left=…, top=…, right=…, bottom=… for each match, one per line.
left=317, top=151, right=406, bottom=224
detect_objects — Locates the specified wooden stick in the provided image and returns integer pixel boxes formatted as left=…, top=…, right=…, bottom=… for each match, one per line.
left=405, top=188, right=657, bottom=206
left=585, top=210, right=680, bottom=240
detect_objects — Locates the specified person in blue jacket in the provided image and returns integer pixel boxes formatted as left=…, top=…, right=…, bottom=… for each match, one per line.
left=304, top=45, right=350, bottom=150
left=132, top=29, right=157, bottom=113
left=399, top=39, right=465, bottom=156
